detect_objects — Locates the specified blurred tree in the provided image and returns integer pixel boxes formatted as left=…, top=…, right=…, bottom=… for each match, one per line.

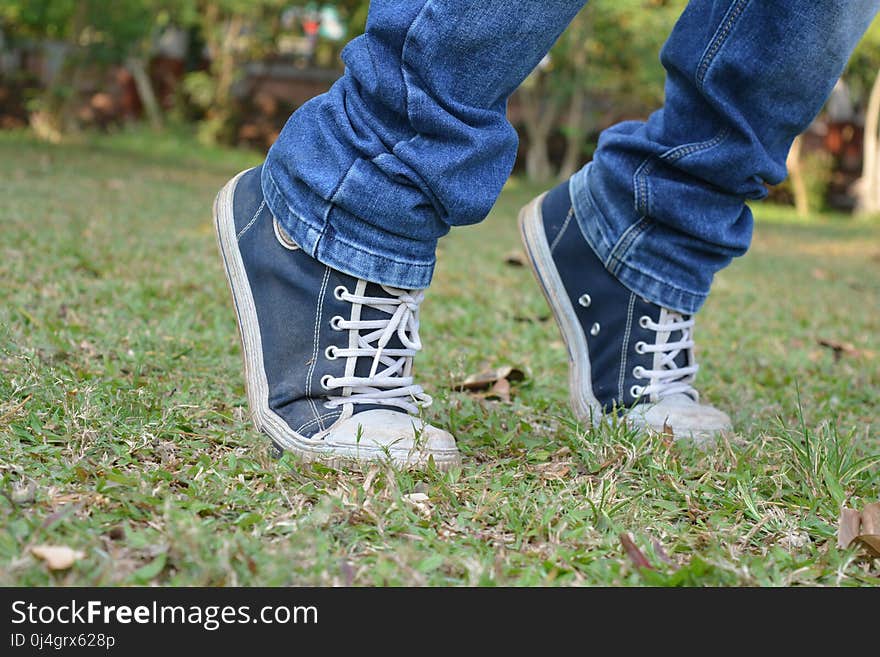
left=848, top=20, right=880, bottom=216
left=176, top=0, right=367, bottom=144
left=517, top=0, right=686, bottom=183
left=1, top=0, right=171, bottom=138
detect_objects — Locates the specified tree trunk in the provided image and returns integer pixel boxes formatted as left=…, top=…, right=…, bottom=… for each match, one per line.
left=857, top=66, right=880, bottom=215
left=787, top=135, right=809, bottom=218
left=559, top=87, right=589, bottom=181
left=127, top=57, right=163, bottom=130
left=525, top=126, right=553, bottom=183
left=518, top=78, right=560, bottom=184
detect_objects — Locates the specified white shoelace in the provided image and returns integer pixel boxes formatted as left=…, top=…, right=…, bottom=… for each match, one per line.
left=322, top=284, right=432, bottom=414
left=632, top=308, right=699, bottom=402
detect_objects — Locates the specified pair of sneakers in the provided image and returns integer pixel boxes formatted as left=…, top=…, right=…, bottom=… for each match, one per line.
left=214, top=167, right=731, bottom=469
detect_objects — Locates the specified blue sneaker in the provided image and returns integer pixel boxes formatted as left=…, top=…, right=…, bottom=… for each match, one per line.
left=214, top=167, right=461, bottom=469
left=518, top=181, right=731, bottom=445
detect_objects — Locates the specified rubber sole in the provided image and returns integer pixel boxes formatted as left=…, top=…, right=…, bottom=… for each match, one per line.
left=213, top=170, right=461, bottom=471
left=518, top=194, right=731, bottom=445
left=518, top=194, right=602, bottom=425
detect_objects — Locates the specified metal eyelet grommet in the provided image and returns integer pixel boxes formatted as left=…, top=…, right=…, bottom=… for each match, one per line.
left=590, top=322, right=600, bottom=336
left=578, top=294, right=591, bottom=308
left=333, top=286, right=348, bottom=301
left=330, top=316, right=344, bottom=331
left=639, top=316, right=651, bottom=329
left=320, top=374, right=333, bottom=390
left=325, top=346, right=338, bottom=360
left=635, top=341, right=647, bottom=354
left=630, top=385, right=643, bottom=398
left=633, top=366, right=645, bottom=379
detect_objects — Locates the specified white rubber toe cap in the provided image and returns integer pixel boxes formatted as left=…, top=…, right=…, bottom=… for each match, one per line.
left=625, top=393, right=732, bottom=447
left=322, top=409, right=461, bottom=469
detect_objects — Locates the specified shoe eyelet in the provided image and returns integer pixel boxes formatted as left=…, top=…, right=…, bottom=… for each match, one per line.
left=325, top=345, right=338, bottom=360
left=633, top=366, right=645, bottom=379
left=590, top=322, right=600, bottom=336
left=639, top=315, right=651, bottom=329
left=333, top=285, right=348, bottom=301
left=329, top=316, right=344, bottom=331
left=635, top=341, right=647, bottom=354
left=630, top=385, right=643, bottom=398
left=320, top=374, right=333, bottom=390
left=578, top=293, right=591, bottom=308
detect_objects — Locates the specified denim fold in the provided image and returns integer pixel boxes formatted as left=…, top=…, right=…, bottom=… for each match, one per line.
left=264, top=0, right=878, bottom=310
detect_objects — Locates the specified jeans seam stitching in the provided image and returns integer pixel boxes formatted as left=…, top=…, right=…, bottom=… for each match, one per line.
left=313, top=158, right=362, bottom=256
left=319, top=231, right=436, bottom=268
left=695, top=0, right=751, bottom=89
left=606, top=218, right=651, bottom=275
left=617, top=258, right=705, bottom=298
left=264, top=167, right=327, bottom=244
left=633, top=157, right=658, bottom=217
left=659, top=127, right=731, bottom=163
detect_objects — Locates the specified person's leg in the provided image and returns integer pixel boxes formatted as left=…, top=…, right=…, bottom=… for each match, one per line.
left=263, top=1, right=586, bottom=289
left=575, top=0, right=879, bottom=314
left=520, top=0, right=878, bottom=442
left=217, top=1, right=586, bottom=468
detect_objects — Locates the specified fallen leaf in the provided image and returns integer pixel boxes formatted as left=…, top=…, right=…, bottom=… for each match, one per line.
left=512, top=313, right=550, bottom=323
left=106, top=526, right=125, bottom=541
left=838, top=508, right=861, bottom=549
left=487, top=377, right=511, bottom=403
left=619, top=533, right=654, bottom=570
left=661, top=421, right=675, bottom=443
left=31, top=545, right=85, bottom=570
left=859, top=503, right=880, bottom=555
left=838, top=503, right=880, bottom=557
left=535, top=462, right=570, bottom=480
left=452, top=366, right=526, bottom=393
left=818, top=338, right=861, bottom=362
left=504, top=250, right=527, bottom=267
left=77, top=340, right=99, bottom=359
left=403, top=492, right=432, bottom=518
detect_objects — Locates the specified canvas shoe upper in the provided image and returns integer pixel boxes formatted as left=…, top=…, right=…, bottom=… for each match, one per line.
left=214, top=166, right=460, bottom=469
left=519, top=180, right=731, bottom=445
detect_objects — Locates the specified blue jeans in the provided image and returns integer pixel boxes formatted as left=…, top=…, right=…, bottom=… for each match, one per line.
left=262, top=0, right=878, bottom=314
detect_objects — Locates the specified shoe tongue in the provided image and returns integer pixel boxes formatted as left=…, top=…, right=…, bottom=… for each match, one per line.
left=352, top=282, right=408, bottom=380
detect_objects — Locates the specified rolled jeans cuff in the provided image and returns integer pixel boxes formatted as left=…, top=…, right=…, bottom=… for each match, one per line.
left=261, top=162, right=437, bottom=290
left=570, top=164, right=708, bottom=315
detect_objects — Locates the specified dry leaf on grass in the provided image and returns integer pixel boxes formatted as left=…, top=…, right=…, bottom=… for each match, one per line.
left=402, top=493, right=432, bottom=518
left=619, top=533, right=654, bottom=570
left=818, top=338, right=862, bottom=362
left=31, top=545, right=85, bottom=570
left=503, top=250, right=527, bottom=267
left=452, top=366, right=526, bottom=403
left=838, top=503, right=880, bottom=557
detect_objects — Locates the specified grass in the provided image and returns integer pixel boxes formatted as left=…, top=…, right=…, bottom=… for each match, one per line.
left=0, top=128, right=878, bottom=586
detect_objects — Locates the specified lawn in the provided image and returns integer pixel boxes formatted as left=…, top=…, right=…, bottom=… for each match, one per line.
left=1, top=129, right=878, bottom=586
